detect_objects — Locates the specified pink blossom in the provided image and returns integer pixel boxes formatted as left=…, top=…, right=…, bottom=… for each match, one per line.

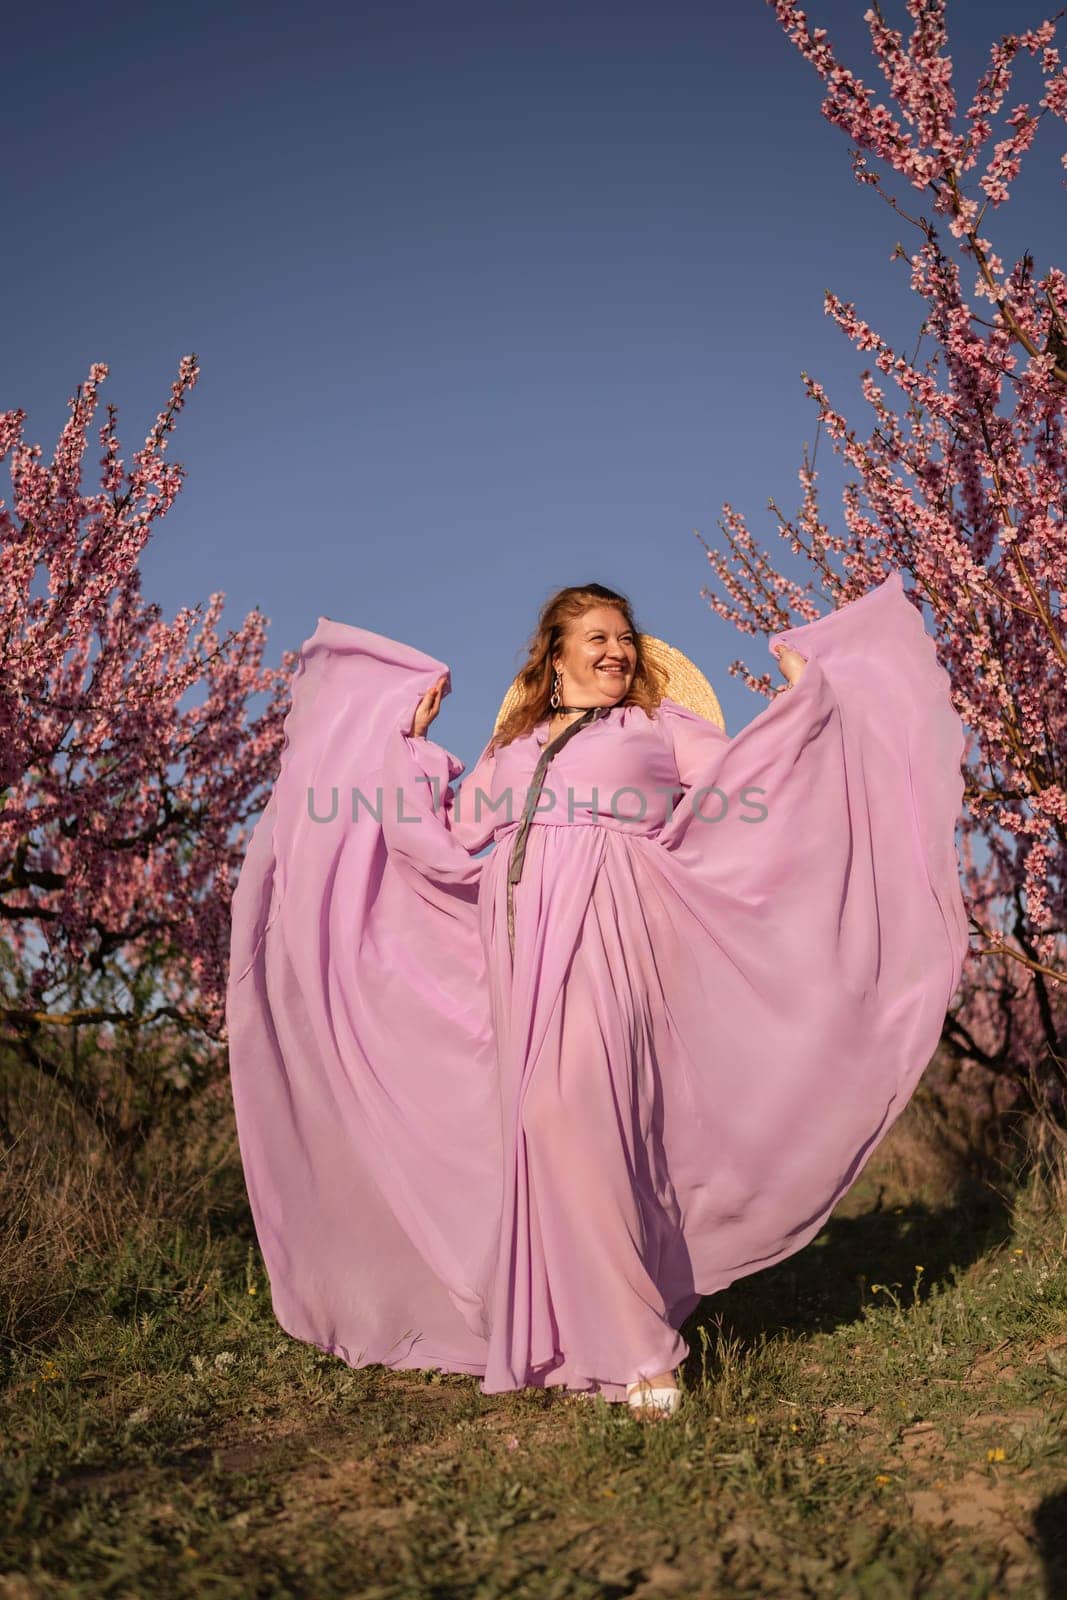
left=715, top=0, right=1067, bottom=1107
left=0, top=360, right=294, bottom=1055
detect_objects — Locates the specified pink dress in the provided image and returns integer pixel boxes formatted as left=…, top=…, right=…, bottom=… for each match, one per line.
left=226, top=568, right=969, bottom=1403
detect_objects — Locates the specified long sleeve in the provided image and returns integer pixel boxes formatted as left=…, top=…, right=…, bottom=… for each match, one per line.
left=655, top=697, right=731, bottom=788
left=381, top=715, right=499, bottom=887
left=401, top=732, right=499, bottom=855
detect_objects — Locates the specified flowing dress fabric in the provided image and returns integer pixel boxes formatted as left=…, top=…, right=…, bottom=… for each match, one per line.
left=226, top=569, right=969, bottom=1404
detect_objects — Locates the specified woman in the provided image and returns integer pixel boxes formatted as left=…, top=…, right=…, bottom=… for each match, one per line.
left=226, top=568, right=969, bottom=1419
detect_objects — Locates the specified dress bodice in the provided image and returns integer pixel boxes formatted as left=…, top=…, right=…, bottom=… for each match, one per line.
left=464, top=700, right=716, bottom=843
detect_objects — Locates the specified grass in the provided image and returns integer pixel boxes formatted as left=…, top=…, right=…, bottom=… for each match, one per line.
left=1, top=1074, right=1066, bottom=1599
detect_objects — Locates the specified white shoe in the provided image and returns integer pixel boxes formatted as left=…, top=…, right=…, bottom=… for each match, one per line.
left=626, top=1379, right=682, bottom=1417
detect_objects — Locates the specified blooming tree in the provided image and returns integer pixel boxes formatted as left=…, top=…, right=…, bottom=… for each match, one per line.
left=0, top=359, right=294, bottom=1144
left=698, top=2, right=1065, bottom=1122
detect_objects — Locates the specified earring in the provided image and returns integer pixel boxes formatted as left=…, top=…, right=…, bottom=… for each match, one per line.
left=550, top=670, right=562, bottom=710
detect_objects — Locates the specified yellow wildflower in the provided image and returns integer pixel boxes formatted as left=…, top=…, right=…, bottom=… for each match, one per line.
left=874, top=1474, right=892, bottom=1486
left=987, top=1447, right=1006, bottom=1463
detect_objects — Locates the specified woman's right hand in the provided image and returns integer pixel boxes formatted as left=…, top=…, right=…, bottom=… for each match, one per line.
left=409, top=674, right=448, bottom=738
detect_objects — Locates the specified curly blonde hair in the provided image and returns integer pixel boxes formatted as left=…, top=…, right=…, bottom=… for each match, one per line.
left=489, top=582, right=669, bottom=753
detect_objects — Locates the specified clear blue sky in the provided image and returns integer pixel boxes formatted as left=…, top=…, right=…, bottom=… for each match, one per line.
left=5, top=0, right=1060, bottom=763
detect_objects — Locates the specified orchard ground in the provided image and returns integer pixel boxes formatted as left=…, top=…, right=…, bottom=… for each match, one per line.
left=1, top=1049, right=1065, bottom=1600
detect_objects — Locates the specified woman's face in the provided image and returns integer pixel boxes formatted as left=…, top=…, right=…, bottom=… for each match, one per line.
left=552, top=605, right=637, bottom=707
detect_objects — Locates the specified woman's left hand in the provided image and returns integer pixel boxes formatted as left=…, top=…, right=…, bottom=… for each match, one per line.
left=771, top=641, right=808, bottom=688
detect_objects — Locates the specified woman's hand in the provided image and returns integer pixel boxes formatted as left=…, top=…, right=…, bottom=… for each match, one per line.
left=771, top=641, right=809, bottom=689
left=409, top=673, right=448, bottom=738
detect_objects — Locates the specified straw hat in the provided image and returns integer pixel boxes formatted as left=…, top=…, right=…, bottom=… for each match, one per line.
left=492, top=634, right=726, bottom=737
